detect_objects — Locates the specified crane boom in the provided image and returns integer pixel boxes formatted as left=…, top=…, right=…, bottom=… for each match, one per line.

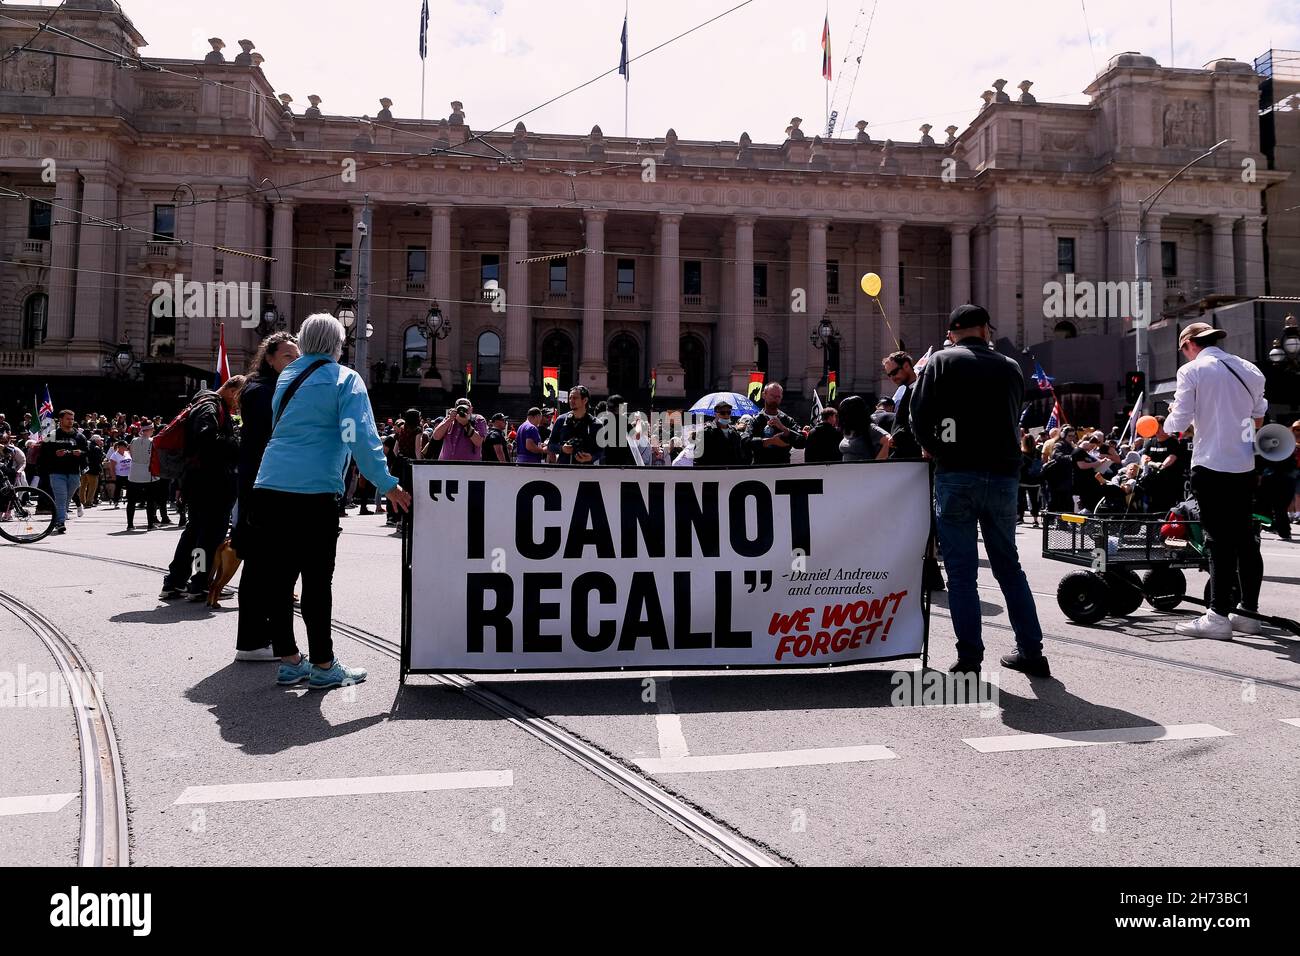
left=826, top=1, right=878, bottom=138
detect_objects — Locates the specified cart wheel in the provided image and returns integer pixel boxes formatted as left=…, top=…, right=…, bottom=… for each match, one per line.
left=1058, top=571, right=1110, bottom=624
left=1143, top=567, right=1187, bottom=611
left=1104, top=570, right=1144, bottom=617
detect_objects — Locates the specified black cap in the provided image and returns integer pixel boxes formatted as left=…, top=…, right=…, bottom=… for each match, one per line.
left=491, top=412, right=506, bottom=422
left=949, top=304, right=994, bottom=332
left=713, top=400, right=733, bottom=413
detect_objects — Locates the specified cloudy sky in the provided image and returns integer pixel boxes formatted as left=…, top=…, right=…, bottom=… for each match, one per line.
left=95, top=0, right=1300, bottom=143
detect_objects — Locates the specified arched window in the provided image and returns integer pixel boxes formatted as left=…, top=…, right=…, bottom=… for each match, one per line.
left=753, top=337, right=769, bottom=376
left=403, top=326, right=427, bottom=377
left=477, top=330, right=501, bottom=384
left=607, top=333, right=641, bottom=397
left=681, top=334, right=709, bottom=397
left=21, top=293, right=47, bottom=349
left=148, top=295, right=175, bottom=358
left=1053, top=320, right=1078, bottom=340
left=540, top=330, right=575, bottom=398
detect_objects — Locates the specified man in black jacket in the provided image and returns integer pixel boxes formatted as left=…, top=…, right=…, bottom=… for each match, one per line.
left=911, top=304, right=1048, bottom=678
left=804, top=406, right=843, bottom=463
left=743, top=383, right=807, bottom=465
left=698, top=400, right=745, bottom=466
left=161, top=377, right=244, bottom=601
left=881, top=351, right=923, bottom=459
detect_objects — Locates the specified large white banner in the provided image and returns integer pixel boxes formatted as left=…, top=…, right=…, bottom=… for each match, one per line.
left=405, top=462, right=930, bottom=672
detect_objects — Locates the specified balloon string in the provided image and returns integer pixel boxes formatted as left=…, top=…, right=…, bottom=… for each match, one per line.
left=871, top=296, right=901, bottom=351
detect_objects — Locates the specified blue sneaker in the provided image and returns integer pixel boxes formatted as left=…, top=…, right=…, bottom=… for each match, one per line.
left=276, top=655, right=312, bottom=686
left=308, top=660, right=367, bottom=690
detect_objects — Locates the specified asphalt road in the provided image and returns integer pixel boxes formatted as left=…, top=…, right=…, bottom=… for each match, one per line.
left=3, top=502, right=1298, bottom=866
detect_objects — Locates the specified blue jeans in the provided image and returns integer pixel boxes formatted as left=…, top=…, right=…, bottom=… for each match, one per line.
left=934, top=470, right=1044, bottom=664
left=48, top=473, right=79, bottom=528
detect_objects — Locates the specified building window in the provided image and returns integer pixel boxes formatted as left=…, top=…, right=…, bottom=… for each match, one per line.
left=21, top=293, right=48, bottom=348
left=753, top=263, right=768, bottom=299
left=28, top=201, right=51, bottom=242
left=152, top=205, right=176, bottom=241
left=1057, top=237, right=1076, bottom=275
left=477, top=330, right=501, bottom=384
left=148, top=295, right=176, bottom=358
left=898, top=262, right=906, bottom=305
left=403, top=326, right=427, bottom=377
left=480, top=253, right=500, bottom=287
left=406, top=246, right=427, bottom=287
left=549, top=260, right=567, bottom=293
left=617, top=258, right=635, bottom=296
left=827, top=259, right=840, bottom=296
left=333, top=244, right=352, bottom=289
left=683, top=260, right=703, bottom=296
left=1161, top=241, right=1177, bottom=278
left=754, top=337, right=768, bottom=375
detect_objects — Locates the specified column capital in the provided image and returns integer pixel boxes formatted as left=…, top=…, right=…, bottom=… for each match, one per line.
left=1210, top=212, right=1240, bottom=228
left=948, top=222, right=975, bottom=235
left=583, top=208, right=607, bottom=223
left=1240, top=214, right=1266, bottom=231
left=807, top=217, right=830, bottom=230
left=429, top=204, right=453, bottom=218
left=734, top=215, right=756, bottom=229
left=659, top=211, right=683, bottom=226
left=877, top=219, right=904, bottom=233
left=509, top=206, right=532, bottom=222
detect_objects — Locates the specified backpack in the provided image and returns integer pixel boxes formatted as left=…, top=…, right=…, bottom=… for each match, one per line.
left=1040, top=453, right=1070, bottom=490
left=150, top=395, right=222, bottom=480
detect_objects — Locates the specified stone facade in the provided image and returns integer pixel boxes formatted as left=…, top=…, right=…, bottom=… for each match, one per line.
left=0, top=2, right=1287, bottom=418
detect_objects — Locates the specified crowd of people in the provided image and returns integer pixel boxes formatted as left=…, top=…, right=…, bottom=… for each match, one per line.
left=5, top=304, right=1299, bottom=682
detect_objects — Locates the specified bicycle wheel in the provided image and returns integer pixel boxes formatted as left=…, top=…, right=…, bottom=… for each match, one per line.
left=0, top=486, right=57, bottom=543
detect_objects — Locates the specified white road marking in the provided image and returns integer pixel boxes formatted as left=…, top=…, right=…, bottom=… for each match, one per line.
left=963, top=723, right=1232, bottom=754
left=637, top=745, right=897, bottom=775
left=653, top=674, right=690, bottom=760
left=173, top=770, right=513, bottom=805
left=1280, top=718, right=1300, bottom=729
left=0, top=792, right=76, bottom=817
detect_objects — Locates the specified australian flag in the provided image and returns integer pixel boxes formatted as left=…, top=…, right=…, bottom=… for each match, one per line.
left=619, top=14, right=629, bottom=80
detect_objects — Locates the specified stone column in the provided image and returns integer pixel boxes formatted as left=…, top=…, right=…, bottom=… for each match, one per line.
left=579, top=209, right=607, bottom=393
left=804, top=218, right=830, bottom=387
left=46, top=174, right=81, bottom=342
left=717, top=229, right=736, bottom=392
left=949, top=223, right=972, bottom=310
left=878, top=220, right=902, bottom=351
left=851, top=230, right=874, bottom=393
left=1211, top=214, right=1236, bottom=298
left=1020, top=216, right=1047, bottom=346
left=1241, top=215, right=1265, bottom=297
left=221, top=193, right=254, bottom=354
left=654, top=212, right=684, bottom=397
left=186, top=190, right=219, bottom=353
left=730, top=215, right=756, bottom=391
left=73, top=175, right=119, bottom=346
left=785, top=231, right=808, bottom=394
left=430, top=205, right=453, bottom=387
left=972, top=225, right=989, bottom=309
left=987, top=216, right=1018, bottom=339
left=500, top=207, right=532, bottom=393
left=270, top=201, right=295, bottom=328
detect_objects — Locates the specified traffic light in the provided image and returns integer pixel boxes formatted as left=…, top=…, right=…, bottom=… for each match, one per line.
left=1125, top=371, right=1145, bottom=406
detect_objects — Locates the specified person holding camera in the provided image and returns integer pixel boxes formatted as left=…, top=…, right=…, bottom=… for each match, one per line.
left=548, top=386, right=601, bottom=465
left=432, top=398, right=486, bottom=462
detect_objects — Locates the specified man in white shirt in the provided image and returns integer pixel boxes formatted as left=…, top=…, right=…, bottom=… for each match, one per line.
left=1160, top=322, right=1268, bottom=639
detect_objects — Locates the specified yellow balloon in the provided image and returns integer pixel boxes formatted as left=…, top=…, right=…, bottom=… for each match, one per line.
left=861, top=272, right=882, bottom=297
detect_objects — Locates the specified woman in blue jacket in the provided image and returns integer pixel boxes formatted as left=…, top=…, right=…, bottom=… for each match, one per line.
left=251, top=314, right=412, bottom=690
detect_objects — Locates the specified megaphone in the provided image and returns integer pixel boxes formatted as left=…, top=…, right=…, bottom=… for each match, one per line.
left=1255, top=423, right=1297, bottom=462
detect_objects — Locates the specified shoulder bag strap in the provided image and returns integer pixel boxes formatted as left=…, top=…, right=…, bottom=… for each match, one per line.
left=273, top=359, right=331, bottom=432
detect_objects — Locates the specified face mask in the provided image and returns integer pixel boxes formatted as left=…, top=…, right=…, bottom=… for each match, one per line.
left=716, top=417, right=731, bottom=427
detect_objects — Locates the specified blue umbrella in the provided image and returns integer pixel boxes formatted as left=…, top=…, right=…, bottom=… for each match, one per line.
left=687, top=391, right=760, bottom=417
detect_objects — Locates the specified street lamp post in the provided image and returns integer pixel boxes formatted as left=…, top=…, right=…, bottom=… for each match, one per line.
left=808, top=316, right=840, bottom=399
left=1134, top=138, right=1232, bottom=415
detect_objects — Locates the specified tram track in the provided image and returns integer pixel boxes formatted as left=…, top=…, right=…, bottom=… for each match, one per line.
left=12, top=545, right=787, bottom=867
left=0, top=588, right=129, bottom=867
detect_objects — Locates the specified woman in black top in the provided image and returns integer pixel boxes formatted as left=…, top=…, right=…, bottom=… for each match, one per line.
left=233, top=332, right=300, bottom=661
left=1018, top=433, right=1042, bottom=527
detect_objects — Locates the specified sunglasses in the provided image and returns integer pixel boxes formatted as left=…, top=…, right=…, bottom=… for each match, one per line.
left=883, top=365, right=902, bottom=376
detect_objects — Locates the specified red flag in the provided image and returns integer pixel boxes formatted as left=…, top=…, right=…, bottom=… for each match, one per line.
left=821, top=16, right=832, bottom=81
left=214, top=323, right=230, bottom=386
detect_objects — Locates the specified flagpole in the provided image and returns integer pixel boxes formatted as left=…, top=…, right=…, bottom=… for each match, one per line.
left=421, top=59, right=426, bottom=121
left=824, top=1, right=829, bottom=137
left=623, top=0, right=629, bottom=139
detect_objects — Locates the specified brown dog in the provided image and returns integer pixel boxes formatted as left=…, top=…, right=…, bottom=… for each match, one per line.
left=207, top=538, right=241, bottom=608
